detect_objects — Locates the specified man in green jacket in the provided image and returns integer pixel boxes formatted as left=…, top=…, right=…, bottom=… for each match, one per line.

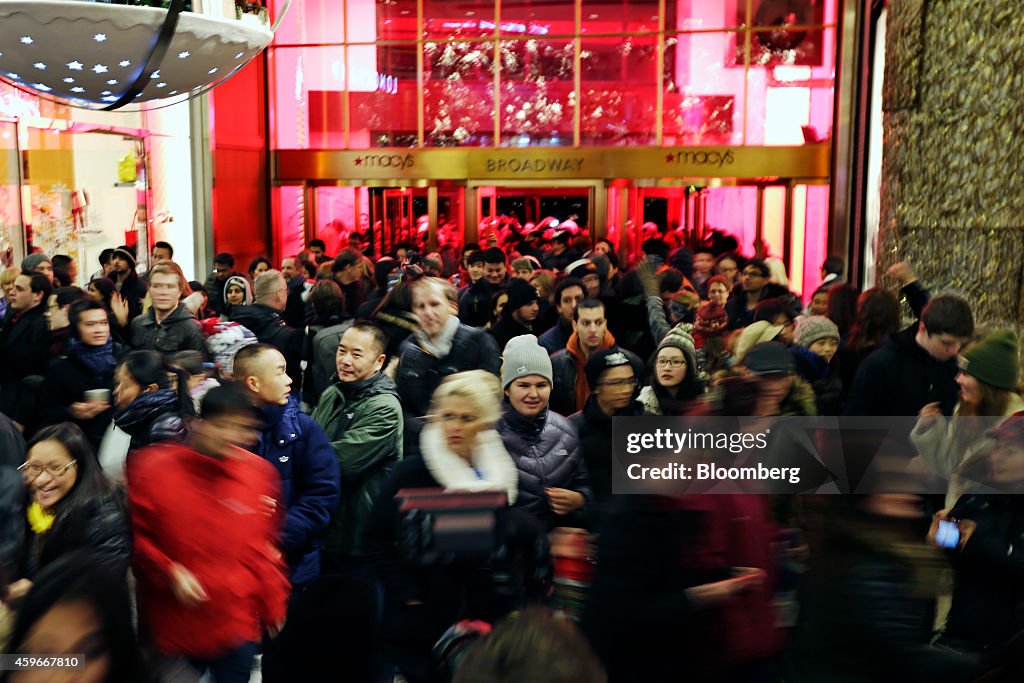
left=312, top=321, right=403, bottom=573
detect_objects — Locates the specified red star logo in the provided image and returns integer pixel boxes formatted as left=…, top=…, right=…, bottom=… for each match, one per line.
left=666, top=153, right=675, bottom=163
left=354, top=157, right=363, bottom=166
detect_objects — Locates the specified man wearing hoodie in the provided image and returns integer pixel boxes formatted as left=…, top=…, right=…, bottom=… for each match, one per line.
left=233, top=343, right=341, bottom=590
left=312, top=322, right=403, bottom=572
left=550, top=298, right=639, bottom=417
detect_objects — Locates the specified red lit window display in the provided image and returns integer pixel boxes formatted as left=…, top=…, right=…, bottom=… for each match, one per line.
left=580, top=36, right=658, bottom=145
left=499, top=39, right=575, bottom=146
left=266, top=0, right=839, bottom=301
left=424, top=41, right=495, bottom=146
left=268, top=0, right=837, bottom=149
left=581, top=0, right=661, bottom=35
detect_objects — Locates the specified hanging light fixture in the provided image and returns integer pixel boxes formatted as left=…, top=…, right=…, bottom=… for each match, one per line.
left=0, top=0, right=288, bottom=111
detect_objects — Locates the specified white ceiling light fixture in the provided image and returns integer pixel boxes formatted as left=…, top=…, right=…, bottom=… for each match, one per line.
left=0, top=0, right=290, bottom=111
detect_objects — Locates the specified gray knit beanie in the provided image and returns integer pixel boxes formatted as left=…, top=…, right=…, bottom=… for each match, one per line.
left=21, top=253, right=52, bottom=274
left=501, top=335, right=553, bottom=389
left=658, top=325, right=697, bottom=363
left=795, top=315, right=840, bottom=349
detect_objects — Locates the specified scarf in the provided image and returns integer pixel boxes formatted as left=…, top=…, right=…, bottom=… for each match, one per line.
left=420, top=422, right=519, bottom=504
left=415, top=315, right=461, bottom=358
left=68, top=337, right=117, bottom=380
left=27, top=502, right=56, bottom=534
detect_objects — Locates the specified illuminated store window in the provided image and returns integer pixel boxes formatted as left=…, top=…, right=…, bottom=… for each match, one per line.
left=580, top=36, right=658, bottom=146
left=498, top=39, right=575, bottom=146
left=581, top=0, right=660, bottom=35
left=424, top=40, right=495, bottom=147
left=268, top=0, right=839, bottom=150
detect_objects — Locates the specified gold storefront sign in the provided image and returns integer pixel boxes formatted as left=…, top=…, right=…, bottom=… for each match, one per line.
left=274, top=144, right=830, bottom=182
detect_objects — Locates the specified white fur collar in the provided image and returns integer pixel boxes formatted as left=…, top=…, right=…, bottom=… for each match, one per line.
left=420, top=422, right=519, bottom=504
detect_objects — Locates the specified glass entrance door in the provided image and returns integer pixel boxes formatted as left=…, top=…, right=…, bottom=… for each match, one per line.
left=469, top=181, right=602, bottom=245
left=609, top=182, right=828, bottom=298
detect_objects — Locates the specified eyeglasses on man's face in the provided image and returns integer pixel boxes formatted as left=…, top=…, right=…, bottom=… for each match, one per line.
left=18, top=460, right=77, bottom=479
left=656, top=358, right=687, bottom=368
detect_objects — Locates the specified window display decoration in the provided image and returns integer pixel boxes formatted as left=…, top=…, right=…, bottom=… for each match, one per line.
left=0, top=0, right=288, bottom=110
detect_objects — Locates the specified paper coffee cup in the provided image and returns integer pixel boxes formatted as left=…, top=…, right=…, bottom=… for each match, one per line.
left=83, top=389, right=111, bottom=403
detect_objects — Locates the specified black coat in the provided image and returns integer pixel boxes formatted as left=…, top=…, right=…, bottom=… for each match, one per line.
left=129, top=303, right=207, bottom=355
left=488, top=315, right=535, bottom=351
left=364, top=455, right=551, bottom=681
left=0, top=413, right=26, bottom=582
left=497, top=404, right=592, bottom=529
left=570, top=396, right=645, bottom=507
left=581, top=495, right=704, bottom=683
left=116, top=272, right=149, bottom=326
left=40, top=342, right=125, bottom=448
left=725, top=282, right=792, bottom=330
left=114, top=389, right=187, bottom=452
left=844, top=325, right=961, bottom=417
left=283, top=275, right=309, bottom=330
left=943, top=494, right=1024, bottom=652
left=785, top=546, right=979, bottom=683
left=0, top=304, right=51, bottom=419
left=17, top=494, right=131, bottom=581
left=458, top=277, right=506, bottom=328
left=230, top=303, right=305, bottom=393
left=395, top=325, right=500, bottom=456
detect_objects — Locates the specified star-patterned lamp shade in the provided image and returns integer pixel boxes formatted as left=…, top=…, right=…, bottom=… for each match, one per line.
left=0, top=0, right=273, bottom=110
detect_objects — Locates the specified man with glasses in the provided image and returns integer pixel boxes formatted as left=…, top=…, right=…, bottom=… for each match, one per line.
left=569, top=349, right=644, bottom=505
left=726, top=259, right=791, bottom=330
left=312, top=322, right=403, bottom=573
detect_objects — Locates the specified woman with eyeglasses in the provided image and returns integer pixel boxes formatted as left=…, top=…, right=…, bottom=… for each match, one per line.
left=7, top=423, right=130, bottom=605
left=497, top=336, right=592, bottom=530
left=639, top=332, right=703, bottom=416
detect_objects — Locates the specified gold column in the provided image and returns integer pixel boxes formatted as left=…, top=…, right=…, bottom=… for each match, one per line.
left=879, top=0, right=1024, bottom=328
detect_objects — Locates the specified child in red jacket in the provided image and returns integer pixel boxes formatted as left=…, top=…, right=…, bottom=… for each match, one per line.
left=128, top=383, right=289, bottom=683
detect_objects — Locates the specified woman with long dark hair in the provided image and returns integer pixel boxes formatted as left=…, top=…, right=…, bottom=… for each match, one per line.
left=4, top=551, right=148, bottom=683
left=639, top=332, right=703, bottom=416
left=6, top=424, right=129, bottom=603
left=97, top=350, right=191, bottom=481
left=836, top=288, right=901, bottom=411
left=913, top=330, right=1024, bottom=508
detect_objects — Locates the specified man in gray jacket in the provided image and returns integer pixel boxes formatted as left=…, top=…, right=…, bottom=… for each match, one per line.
left=129, top=262, right=207, bottom=355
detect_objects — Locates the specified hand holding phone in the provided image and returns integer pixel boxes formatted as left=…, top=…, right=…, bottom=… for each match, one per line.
left=934, top=519, right=961, bottom=549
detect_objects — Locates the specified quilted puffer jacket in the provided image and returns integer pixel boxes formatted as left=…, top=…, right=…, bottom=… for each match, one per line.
left=496, top=401, right=592, bottom=529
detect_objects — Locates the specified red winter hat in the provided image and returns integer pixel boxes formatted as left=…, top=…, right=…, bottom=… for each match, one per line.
left=694, top=301, right=728, bottom=337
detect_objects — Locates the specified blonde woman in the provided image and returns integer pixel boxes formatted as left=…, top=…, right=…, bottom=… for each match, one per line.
left=365, top=371, right=542, bottom=681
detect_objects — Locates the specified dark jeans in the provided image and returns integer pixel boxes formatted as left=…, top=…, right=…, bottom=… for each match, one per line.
left=188, top=641, right=259, bottom=683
